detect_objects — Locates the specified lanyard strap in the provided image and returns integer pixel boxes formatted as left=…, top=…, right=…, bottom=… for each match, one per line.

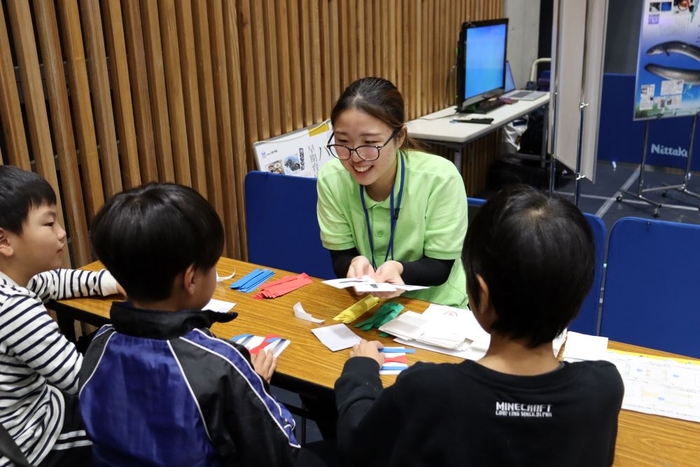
left=360, top=152, right=406, bottom=270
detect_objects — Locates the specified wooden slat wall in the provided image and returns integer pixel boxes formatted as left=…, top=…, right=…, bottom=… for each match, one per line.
left=0, top=0, right=503, bottom=267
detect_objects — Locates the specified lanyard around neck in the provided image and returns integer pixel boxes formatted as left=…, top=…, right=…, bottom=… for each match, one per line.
left=360, top=151, right=406, bottom=270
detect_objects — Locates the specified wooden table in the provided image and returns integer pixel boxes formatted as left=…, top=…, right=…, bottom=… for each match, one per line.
left=52, top=258, right=700, bottom=467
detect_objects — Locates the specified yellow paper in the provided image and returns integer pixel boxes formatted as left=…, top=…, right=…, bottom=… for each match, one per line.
left=333, top=295, right=380, bottom=324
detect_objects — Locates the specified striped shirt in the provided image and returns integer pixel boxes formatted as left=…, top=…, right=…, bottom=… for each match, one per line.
left=0, top=268, right=117, bottom=467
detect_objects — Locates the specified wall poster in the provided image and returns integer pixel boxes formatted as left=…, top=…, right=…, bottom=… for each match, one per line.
left=635, top=1, right=700, bottom=120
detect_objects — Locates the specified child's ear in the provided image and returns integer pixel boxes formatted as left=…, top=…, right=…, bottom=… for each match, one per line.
left=0, top=228, right=14, bottom=258
left=181, top=264, right=198, bottom=296
left=474, top=274, right=497, bottom=329
left=475, top=275, right=490, bottom=313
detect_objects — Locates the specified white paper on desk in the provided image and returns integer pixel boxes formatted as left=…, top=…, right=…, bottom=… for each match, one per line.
left=422, top=305, right=487, bottom=338
left=552, top=330, right=568, bottom=357
left=380, top=308, right=475, bottom=350
left=293, top=302, right=324, bottom=324
left=603, top=350, right=700, bottom=423
left=394, top=337, right=486, bottom=361
left=311, top=324, right=362, bottom=352
left=422, top=304, right=489, bottom=344
left=378, top=311, right=429, bottom=340
left=563, top=332, right=608, bottom=362
left=203, top=298, right=236, bottom=313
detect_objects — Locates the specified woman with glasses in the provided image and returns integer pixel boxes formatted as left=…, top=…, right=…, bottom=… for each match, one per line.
left=317, top=77, right=468, bottom=307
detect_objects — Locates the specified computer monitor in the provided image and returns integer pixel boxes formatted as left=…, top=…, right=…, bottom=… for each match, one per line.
left=456, top=19, right=508, bottom=113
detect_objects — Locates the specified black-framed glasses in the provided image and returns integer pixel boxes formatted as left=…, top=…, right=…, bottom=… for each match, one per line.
left=326, top=128, right=400, bottom=161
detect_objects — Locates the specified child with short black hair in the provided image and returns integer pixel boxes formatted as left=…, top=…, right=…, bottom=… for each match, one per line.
left=0, top=165, right=121, bottom=467
left=335, top=185, right=624, bottom=466
left=80, top=182, right=319, bottom=466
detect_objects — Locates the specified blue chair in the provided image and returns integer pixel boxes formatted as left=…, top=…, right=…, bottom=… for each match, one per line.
left=568, top=213, right=606, bottom=335
left=467, top=197, right=486, bottom=207
left=467, top=197, right=486, bottom=224
left=244, top=171, right=335, bottom=279
left=600, top=217, right=700, bottom=358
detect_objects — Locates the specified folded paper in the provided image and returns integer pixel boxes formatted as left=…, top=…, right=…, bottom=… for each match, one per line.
left=230, top=333, right=290, bottom=358
left=355, top=302, right=404, bottom=332
left=230, top=268, right=275, bottom=293
left=293, top=302, right=325, bottom=324
left=253, top=273, right=313, bottom=299
left=332, top=294, right=379, bottom=324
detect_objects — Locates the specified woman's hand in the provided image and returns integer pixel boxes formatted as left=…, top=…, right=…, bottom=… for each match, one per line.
left=370, top=260, right=405, bottom=299
left=347, top=256, right=375, bottom=279
left=349, top=339, right=385, bottom=368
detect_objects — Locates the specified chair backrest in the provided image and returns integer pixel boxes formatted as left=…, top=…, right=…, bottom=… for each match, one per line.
left=600, top=217, right=700, bottom=358
left=245, top=171, right=335, bottom=279
left=467, top=197, right=486, bottom=225
left=568, top=213, right=606, bottom=335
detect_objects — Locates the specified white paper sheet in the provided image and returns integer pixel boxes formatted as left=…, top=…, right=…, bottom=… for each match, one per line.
left=378, top=311, right=429, bottom=340
left=604, top=350, right=700, bottom=423
left=322, top=276, right=429, bottom=293
left=203, top=298, right=236, bottom=313
left=311, top=324, right=362, bottom=352
left=563, top=331, right=609, bottom=361
left=394, top=337, right=487, bottom=361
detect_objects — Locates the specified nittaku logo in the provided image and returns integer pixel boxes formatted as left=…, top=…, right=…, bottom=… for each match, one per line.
left=650, top=144, right=688, bottom=158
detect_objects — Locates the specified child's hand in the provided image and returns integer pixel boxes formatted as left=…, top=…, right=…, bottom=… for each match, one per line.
left=116, top=282, right=126, bottom=297
left=349, top=339, right=385, bottom=368
left=251, top=349, right=276, bottom=383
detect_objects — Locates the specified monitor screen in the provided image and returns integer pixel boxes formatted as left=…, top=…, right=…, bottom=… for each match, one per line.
left=456, top=19, right=508, bottom=112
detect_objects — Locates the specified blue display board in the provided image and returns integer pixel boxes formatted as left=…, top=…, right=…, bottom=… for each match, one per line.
left=634, top=1, right=700, bottom=120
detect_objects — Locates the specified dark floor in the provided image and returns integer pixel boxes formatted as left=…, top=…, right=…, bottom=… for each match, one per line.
left=555, top=160, right=700, bottom=232
left=479, top=159, right=700, bottom=235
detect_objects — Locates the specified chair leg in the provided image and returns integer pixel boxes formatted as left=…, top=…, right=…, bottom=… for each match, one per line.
left=301, top=401, right=307, bottom=445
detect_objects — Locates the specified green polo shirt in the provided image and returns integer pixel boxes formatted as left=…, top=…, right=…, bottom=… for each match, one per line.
left=317, top=150, right=468, bottom=307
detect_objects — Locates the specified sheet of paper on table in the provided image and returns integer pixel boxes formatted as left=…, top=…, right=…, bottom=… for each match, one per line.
left=378, top=304, right=489, bottom=351
left=311, top=324, right=362, bottom=352
left=563, top=332, right=609, bottom=362
left=203, top=298, right=236, bottom=313
left=604, top=349, right=700, bottom=423
left=381, top=304, right=566, bottom=358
